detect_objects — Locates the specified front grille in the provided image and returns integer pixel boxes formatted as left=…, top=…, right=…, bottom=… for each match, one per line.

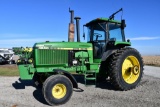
left=36, top=49, right=68, bottom=65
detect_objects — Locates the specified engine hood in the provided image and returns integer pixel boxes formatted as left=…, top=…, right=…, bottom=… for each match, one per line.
left=34, top=42, right=93, bottom=50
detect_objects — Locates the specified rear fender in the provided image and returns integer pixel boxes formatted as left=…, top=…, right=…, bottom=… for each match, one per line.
left=101, top=49, right=118, bottom=61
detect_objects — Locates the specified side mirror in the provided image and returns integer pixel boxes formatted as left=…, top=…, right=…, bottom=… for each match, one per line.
left=83, top=33, right=85, bottom=40
left=127, top=39, right=130, bottom=42
left=121, top=20, right=126, bottom=29
left=83, top=25, right=85, bottom=40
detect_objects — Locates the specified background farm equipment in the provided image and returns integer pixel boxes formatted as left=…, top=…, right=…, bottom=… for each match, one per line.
left=12, top=47, right=33, bottom=64
left=0, top=48, right=15, bottom=64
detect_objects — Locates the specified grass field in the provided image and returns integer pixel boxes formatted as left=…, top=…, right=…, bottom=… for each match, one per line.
left=0, top=65, right=19, bottom=76
left=0, top=56, right=159, bottom=76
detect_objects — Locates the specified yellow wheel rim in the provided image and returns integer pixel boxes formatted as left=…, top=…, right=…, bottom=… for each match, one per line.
left=122, top=56, right=140, bottom=84
left=52, top=84, right=67, bottom=99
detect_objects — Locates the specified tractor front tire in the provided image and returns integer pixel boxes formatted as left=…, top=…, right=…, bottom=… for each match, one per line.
left=43, top=75, right=73, bottom=106
left=109, top=47, right=143, bottom=90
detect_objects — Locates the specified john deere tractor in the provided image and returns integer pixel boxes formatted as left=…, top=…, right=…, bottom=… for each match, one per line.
left=16, top=8, right=143, bottom=106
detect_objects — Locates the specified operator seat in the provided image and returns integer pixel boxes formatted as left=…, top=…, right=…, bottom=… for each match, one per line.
left=94, top=42, right=103, bottom=58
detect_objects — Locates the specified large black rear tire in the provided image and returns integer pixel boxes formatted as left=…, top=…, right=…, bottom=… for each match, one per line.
left=108, top=47, right=143, bottom=90
left=43, top=75, right=73, bottom=106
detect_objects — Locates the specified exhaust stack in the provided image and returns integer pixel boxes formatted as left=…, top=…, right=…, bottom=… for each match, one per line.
left=68, top=8, right=75, bottom=42
left=74, top=17, right=81, bottom=42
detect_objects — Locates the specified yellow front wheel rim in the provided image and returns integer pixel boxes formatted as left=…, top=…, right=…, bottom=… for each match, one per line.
left=122, top=56, right=140, bottom=84
left=52, top=84, right=67, bottom=99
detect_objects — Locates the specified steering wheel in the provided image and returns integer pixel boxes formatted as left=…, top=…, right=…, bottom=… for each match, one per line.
left=93, top=33, right=102, bottom=41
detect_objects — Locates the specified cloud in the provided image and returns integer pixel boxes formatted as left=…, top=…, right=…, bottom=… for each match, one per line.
left=0, top=38, right=66, bottom=48
left=0, top=33, right=68, bottom=48
left=129, top=37, right=160, bottom=40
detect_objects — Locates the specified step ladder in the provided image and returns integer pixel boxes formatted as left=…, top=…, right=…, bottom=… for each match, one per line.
left=84, top=70, right=96, bottom=86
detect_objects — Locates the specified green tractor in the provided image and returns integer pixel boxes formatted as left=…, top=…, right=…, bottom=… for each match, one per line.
left=16, top=8, right=143, bottom=106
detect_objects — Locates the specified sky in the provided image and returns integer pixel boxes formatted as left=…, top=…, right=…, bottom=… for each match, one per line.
left=0, top=0, right=160, bottom=55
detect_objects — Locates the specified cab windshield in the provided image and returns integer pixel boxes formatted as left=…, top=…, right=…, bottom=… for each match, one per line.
left=87, top=22, right=124, bottom=42
left=108, top=23, right=123, bottom=41
left=87, top=23, right=106, bottom=42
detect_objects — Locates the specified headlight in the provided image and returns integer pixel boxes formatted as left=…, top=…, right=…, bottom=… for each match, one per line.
left=28, top=59, right=33, bottom=63
left=17, top=59, right=21, bottom=62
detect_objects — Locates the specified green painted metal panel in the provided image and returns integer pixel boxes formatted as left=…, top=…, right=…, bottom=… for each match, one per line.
left=93, top=59, right=101, bottom=63
left=90, top=63, right=100, bottom=73
left=85, top=17, right=121, bottom=26
left=75, top=51, right=88, bottom=58
left=33, top=42, right=94, bottom=68
left=18, top=64, right=34, bottom=80
left=114, top=41, right=131, bottom=46
left=34, top=42, right=93, bottom=49
left=35, top=49, right=68, bottom=66
left=30, top=42, right=98, bottom=75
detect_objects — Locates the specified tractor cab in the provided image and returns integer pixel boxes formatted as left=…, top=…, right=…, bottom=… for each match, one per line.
left=85, top=18, right=127, bottom=59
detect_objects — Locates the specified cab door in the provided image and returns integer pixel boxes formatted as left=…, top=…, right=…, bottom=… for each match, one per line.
left=92, top=30, right=106, bottom=59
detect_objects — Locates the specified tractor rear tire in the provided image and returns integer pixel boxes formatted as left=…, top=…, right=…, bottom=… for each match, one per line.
left=108, top=47, right=143, bottom=90
left=43, top=75, right=73, bottom=106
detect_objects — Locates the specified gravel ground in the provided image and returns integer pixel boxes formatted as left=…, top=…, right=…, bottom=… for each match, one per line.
left=144, top=66, right=160, bottom=78
left=0, top=67, right=160, bottom=107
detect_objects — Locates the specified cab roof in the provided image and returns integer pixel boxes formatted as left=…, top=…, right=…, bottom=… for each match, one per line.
left=85, top=17, right=121, bottom=27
